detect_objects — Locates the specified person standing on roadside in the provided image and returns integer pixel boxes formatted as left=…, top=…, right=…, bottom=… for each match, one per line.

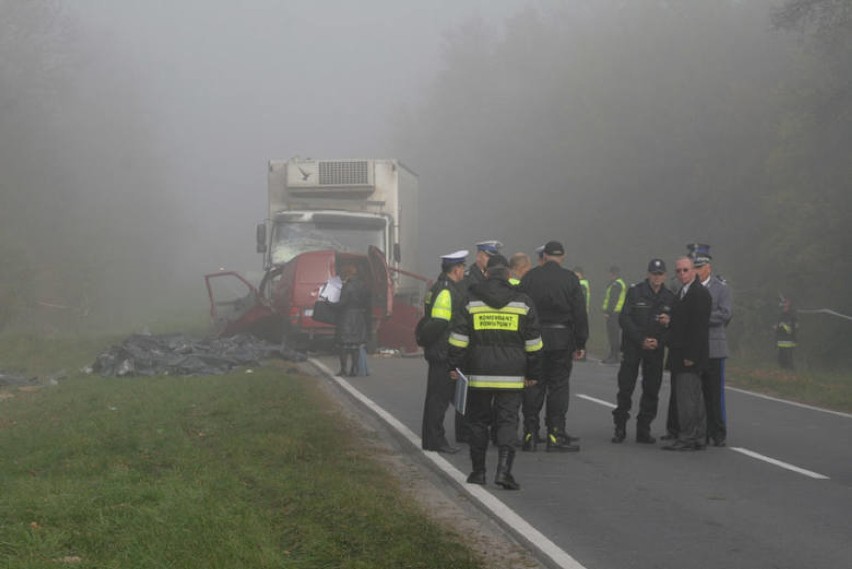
left=418, top=250, right=469, bottom=454
left=335, top=264, right=370, bottom=376
left=688, top=243, right=732, bottom=447
left=448, top=254, right=542, bottom=489
left=611, top=259, right=675, bottom=444
left=662, top=256, right=712, bottom=452
left=776, top=297, right=797, bottom=370
left=601, top=266, right=627, bottom=364
left=519, top=240, right=588, bottom=452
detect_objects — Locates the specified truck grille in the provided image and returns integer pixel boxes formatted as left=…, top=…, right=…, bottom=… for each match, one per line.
left=319, top=161, right=369, bottom=186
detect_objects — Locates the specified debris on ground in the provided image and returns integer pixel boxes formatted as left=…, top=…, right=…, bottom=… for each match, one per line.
left=90, top=333, right=307, bottom=377
left=0, top=371, right=40, bottom=387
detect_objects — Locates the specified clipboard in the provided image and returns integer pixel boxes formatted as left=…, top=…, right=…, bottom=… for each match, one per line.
left=453, top=368, right=469, bottom=415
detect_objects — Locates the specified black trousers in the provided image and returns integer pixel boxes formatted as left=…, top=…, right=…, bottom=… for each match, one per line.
left=612, top=346, right=664, bottom=433
left=701, top=357, right=727, bottom=442
left=468, top=388, right=522, bottom=453
left=522, top=349, right=573, bottom=435
left=421, top=360, right=455, bottom=449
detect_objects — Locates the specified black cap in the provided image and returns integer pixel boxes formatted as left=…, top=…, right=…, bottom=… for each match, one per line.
left=543, top=240, right=564, bottom=256
left=647, top=258, right=666, bottom=273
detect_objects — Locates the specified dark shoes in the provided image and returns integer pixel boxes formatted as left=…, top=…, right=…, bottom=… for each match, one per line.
left=521, top=432, right=537, bottom=452
left=660, top=432, right=678, bottom=441
left=611, top=426, right=626, bottom=443
left=546, top=432, right=580, bottom=452
left=466, top=470, right=486, bottom=485
left=636, top=433, right=656, bottom=444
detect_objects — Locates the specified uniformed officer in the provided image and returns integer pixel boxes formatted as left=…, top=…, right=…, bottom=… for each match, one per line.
left=419, top=250, right=469, bottom=453
left=508, top=252, right=532, bottom=286
left=448, top=254, right=543, bottom=489
left=611, top=258, right=676, bottom=444
left=519, top=240, right=588, bottom=452
left=689, top=243, right=732, bottom=447
left=465, top=240, right=504, bottom=290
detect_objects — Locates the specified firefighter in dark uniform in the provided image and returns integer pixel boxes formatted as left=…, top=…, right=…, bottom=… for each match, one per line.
left=519, top=240, right=589, bottom=452
left=419, top=250, right=468, bottom=453
left=456, top=239, right=502, bottom=442
left=448, top=254, right=543, bottom=489
left=611, top=258, right=676, bottom=444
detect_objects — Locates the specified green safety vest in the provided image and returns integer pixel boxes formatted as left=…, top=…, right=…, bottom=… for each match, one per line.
left=602, top=278, right=627, bottom=313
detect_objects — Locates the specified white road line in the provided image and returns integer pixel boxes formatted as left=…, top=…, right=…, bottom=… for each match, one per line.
left=577, top=392, right=831, bottom=480
left=576, top=393, right=616, bottom=409
left=730, top=447, right=830, bottom=480
left=725, top=387, right=852, bottom=419
left=310, top=358, right=589, bottom=569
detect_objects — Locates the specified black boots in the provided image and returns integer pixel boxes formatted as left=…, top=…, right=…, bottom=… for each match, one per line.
left=546, top=428, right=580, bottom=452
left=494, top=446, right=520, bottom=490
left=467, top=448, right=486, bottom=485
left=611, top=425, right=626, bottom=443
left=521, top=431, right=536, bottom=452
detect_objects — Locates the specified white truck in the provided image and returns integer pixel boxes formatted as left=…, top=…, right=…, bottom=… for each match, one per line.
left=262, top=157, right=420, bottom=295
left=206, top=158, right=427, bottom=352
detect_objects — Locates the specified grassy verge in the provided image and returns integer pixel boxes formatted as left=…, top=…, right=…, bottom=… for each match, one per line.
left=727, top=362, right=852, bottom=413
left=0, top=336, right=482, bottom=569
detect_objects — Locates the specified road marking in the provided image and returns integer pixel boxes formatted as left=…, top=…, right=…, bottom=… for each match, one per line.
left=730, top=447, right=830, bottom=480
left=576, top=393, right=616, bottom=409
left=578, top=393, right=831, bottom=480
left=725, top=387, right=852, bottom=419
left=310, top=358, right=589, bottom=569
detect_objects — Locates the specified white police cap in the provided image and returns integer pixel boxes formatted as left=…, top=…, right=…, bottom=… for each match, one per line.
left=475, top=240, right=503, bottom=255
left=534, top=244, right=545, bottom=258
left=440, top=249, right=468, bottom=267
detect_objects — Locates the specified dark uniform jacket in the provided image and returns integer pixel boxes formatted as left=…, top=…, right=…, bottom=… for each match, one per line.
left=420, top=275, right=466, bottom=363
left=448, top=277, right=543, bottom=389
left=463, top=264, right=487, bottom=293
left=519, top=261, right=589, bottom=352
left=619, top=280, right=676, bottom=352
left=667, top=277, right=712, bottom=374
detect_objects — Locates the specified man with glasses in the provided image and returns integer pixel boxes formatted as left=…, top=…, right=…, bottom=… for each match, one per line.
left=662, top=256, right=712, bottom=451
left=611, top=259, right=676, bottom=444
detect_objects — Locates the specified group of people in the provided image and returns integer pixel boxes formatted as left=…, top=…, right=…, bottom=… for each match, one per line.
left=418, top=239, right=733, bottom=490
left=419, top=239, right=588, bottom=490
left=612, top=244, right=732, bottom=451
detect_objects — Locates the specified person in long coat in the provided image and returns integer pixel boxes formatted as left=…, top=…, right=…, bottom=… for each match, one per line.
left=336, top=264, right=370, bottom=376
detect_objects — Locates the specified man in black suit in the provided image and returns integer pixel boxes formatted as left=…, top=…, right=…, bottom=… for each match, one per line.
left=663, top=256, right=712, bottom=451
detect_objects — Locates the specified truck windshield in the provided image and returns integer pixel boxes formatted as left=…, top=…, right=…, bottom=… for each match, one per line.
left=270, top=215, right=387, bottom=265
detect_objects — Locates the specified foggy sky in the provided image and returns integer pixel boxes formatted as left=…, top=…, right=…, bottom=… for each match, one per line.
left=72, top=0, right=530, bottom=277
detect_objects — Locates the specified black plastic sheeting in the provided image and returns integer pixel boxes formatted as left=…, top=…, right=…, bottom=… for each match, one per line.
left=91, top=333, right=307, bottom=378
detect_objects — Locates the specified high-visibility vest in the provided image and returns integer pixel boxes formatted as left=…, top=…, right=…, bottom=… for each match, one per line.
left=602, top=278, right=627, bottom=313
left=579, top=278, right=590, bottom=312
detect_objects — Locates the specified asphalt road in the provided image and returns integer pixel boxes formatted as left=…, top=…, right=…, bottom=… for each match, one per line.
left=309, top=353, right=852, bottom=569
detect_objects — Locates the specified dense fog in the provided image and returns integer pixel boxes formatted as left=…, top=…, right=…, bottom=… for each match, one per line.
left=1, top=1, right=849, bottom=366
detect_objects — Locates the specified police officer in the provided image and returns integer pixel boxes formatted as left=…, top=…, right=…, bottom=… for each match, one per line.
left=602, top=266, right=627, bottom=364
left=519, top=240, right=588, bottom=452
left=689, top=243, right=732, bottom=447
left=419, top=250, right=468, bottom=453
left=611, top=259, right=676, bottom=444
left=465, top=240, right=503, bottom=290
left=448, top=254, right=543, bottom=489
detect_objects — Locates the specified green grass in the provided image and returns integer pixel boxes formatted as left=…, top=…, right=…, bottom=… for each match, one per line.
left=727, top=363, right=852, bottom=413
left=0, top=337, right=482, bottom=569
